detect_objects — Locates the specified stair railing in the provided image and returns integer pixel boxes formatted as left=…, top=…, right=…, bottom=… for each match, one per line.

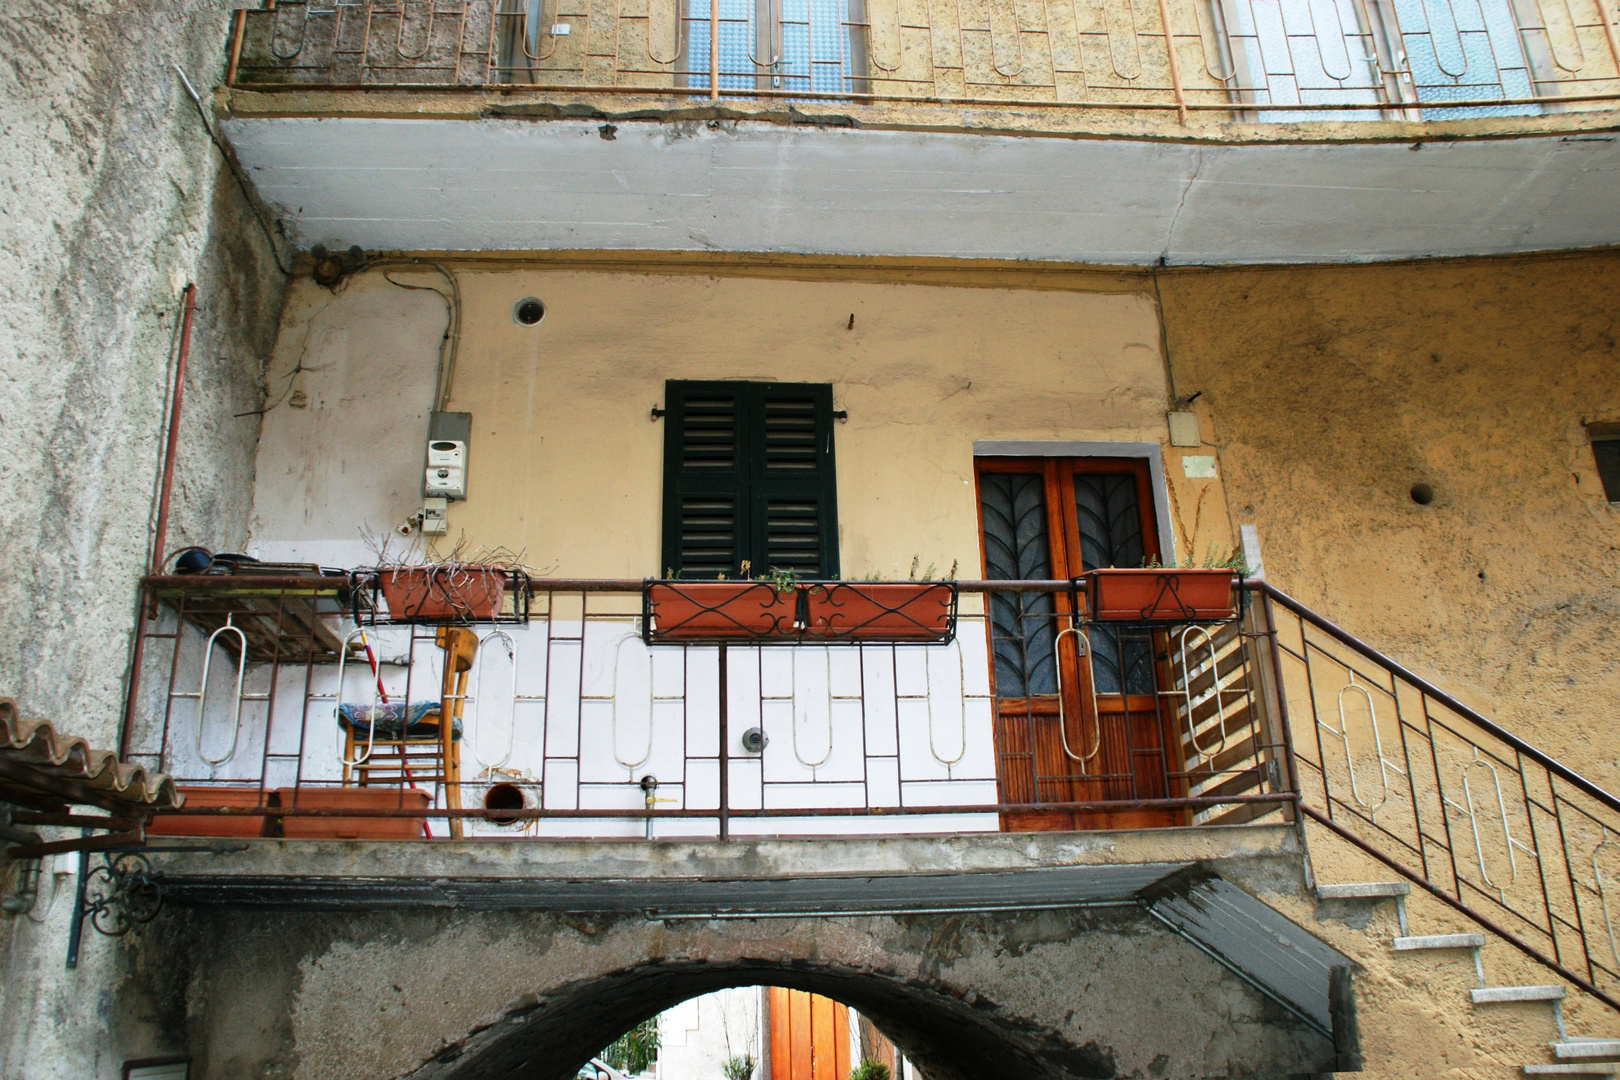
left=1256, top=581, right=1620, bottom=1013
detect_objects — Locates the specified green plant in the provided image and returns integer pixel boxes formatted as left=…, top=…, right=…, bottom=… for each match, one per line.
left=721, top=1053, right=757, bottom=1080
left=600, top=1017, right=659, bottom=1074
left=1138, top=547, right=1248, bottom=573
left=761, top=565, right=800, bottom=593
left=849, top=1059, right=892, bottom=1080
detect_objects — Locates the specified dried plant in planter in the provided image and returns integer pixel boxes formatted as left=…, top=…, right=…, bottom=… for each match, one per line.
left=358, top=531, right=543, bottom=624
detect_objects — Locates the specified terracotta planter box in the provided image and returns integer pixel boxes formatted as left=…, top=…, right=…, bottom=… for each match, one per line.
left=379, top=566, right=506, bottom=622
left=146, top=785, right=271, bottom=838
left=275, top=787, right=431, bottom=840
left=1090, top=569, right=1237, bottom=622
left=646, top=582, right=798, bottom=640
left=805, top=583, right=955, bottom=641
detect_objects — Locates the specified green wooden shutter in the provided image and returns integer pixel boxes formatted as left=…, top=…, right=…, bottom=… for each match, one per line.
left=662, top=382, right=749, bottom=579
left=661, top=381, right=838, bottom=580
left=751, top=383, right=838, bottom=579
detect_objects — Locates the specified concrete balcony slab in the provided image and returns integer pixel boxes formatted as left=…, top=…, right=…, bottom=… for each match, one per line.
left=219, top=115, right=1620, bottom=264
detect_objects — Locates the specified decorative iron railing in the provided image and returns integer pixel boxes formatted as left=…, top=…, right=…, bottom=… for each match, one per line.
left=104, top=568, right=1620, bottom=1012
left=1258, top=581, right=1620, bottom=1012
left=226, top=0, right=1620, bottom=121
left=115, top=572, right=1284, bottom=840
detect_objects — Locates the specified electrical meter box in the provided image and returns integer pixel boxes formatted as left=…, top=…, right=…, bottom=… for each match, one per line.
left=425, top=411, right=471, bottom=501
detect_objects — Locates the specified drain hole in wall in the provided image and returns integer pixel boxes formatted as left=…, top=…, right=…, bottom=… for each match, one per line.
left=483, top=782, right=526, bottom=825
left=1410, top=482, right=1434, bottom=505
left=513, top=297, right=546, bottom=326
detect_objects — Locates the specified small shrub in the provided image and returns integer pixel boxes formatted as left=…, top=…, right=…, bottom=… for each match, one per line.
left=849, top=1059, right=891, bottom=1080
left=720, top=1053, right=756, bottom=1080
left=599, top=1018, right=659, bottom=1074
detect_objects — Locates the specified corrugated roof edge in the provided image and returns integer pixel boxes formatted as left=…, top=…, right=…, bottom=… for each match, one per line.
left=0, top=699, right=180, bottom=809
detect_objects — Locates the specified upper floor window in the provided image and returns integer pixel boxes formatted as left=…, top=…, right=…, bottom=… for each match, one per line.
left=661, top=380, right=840, bottom=579
left=677, top=0, right=868, bottom=94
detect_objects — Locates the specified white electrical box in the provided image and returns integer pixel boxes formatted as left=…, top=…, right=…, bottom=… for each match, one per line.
left=422, top=497, right=449, bottom=534
left=424, top=439, right=466, bottom=500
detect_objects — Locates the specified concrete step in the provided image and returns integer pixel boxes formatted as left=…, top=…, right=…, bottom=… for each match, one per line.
left=1553, top=1040, right=1620, bottom=1062
left=1316, top=881, right=1411, bottom=900
left=1475, top=986, right=1567, bottom=1004
left=1393, top=933, right=1486, bottom=951
left=1524, top=1064, right=1619, bottom=1075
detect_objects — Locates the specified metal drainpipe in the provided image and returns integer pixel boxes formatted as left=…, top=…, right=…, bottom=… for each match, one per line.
left=120, top=284, right=197, bottom=758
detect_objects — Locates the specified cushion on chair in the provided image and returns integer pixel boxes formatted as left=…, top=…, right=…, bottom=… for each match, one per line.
left=336, top=701, right=463, bottom=739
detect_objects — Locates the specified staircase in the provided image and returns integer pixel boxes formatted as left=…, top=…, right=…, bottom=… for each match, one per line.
left=1249, top=583, right=1620, bottom=1077
left=1303, top=877, right=1620, bottom=1075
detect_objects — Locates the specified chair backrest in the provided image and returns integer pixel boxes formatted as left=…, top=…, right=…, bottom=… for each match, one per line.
left=435, top=626, right=479, bottom=674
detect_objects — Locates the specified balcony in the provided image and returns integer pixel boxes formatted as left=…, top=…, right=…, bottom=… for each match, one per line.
left=121, top=571, right=1284, bottom=840
left=230, top=0, right=1620, bottom=124
left=109, top=567, right=1620, bottom=1008
left=214, top=3, right=1620, bottom=264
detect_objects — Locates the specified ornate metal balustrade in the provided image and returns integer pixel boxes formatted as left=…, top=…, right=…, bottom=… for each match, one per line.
left=115, top=573, right=1286, bottom=839
left=1259, top=581, right=1620, bottom=1012
left=103, top=569, right=1620, bottom=1013
left=228, top=0, right=1620, bottom=120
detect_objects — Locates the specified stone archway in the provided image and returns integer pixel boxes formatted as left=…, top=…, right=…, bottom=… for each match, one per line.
left=148, top=902, right=1333, bottom=1079
left=421, top=957, right=1120, bottom=1080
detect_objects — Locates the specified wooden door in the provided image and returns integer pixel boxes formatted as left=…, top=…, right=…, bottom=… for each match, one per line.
left=975, top=457, right=1184, bottom=832
left=768, top=988, right=851, bottom=1080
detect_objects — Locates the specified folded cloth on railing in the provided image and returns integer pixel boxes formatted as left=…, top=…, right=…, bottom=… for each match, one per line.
left=336, top=702, right=462, bottom=740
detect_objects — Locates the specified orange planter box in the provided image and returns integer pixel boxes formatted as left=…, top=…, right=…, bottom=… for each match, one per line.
left=1090, top=569, right=1237, bottom=622
left=805, top=583, right=954, bottom=641
left=646, top=582, right=797, bottom=640
left=147, top=785, right=272, bottom=838
left=379, top=567, right=506, bottom=622
left=275, top=787, right=431, bottom=840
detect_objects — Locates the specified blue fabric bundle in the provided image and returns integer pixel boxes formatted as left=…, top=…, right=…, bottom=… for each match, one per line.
left=336, top=701, right=462, bottom=739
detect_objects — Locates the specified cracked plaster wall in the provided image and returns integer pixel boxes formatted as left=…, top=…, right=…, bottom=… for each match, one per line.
left=0, top=4, right=286, bottom=1077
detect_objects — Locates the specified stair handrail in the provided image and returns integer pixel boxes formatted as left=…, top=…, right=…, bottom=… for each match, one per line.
left=1253, top=579, right=1620, bottom=1014
left=1256, top=581, right=1620, bottom=815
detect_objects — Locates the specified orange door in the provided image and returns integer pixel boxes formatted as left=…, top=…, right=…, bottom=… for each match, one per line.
left=768, top=988, right=851, bottom=1080
left=975, top=457, right=1185, bottom=832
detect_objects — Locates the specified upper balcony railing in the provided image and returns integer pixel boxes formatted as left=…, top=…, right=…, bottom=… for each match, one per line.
left=227, top=0, right=1620, bottom=122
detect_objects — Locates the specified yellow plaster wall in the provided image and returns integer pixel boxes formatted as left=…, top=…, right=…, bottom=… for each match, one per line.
left=1158, top=249, right=1620, bottom=789
left=433, top=270, right=1178, bottom=579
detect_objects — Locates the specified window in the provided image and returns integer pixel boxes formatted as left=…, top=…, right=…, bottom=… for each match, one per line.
left=677, top=0, right=868, bottom=94
left=661, top=381, right=839, bottom=579
left=1590, top=422, right=1620, bottom=504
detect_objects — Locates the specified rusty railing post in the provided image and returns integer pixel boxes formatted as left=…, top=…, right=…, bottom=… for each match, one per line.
left=717, top=642, right=729, bottom=839
left=1155, top=0, right=1188, bottom=124
left=709, top=0, right=720, bottom=99
left=227, top=9, right=248, bottom=86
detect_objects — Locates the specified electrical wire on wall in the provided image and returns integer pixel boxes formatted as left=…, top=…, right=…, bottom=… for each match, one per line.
left=363, top=260, right=464, bottom=412
left=173, top=65, right=293, bottom=278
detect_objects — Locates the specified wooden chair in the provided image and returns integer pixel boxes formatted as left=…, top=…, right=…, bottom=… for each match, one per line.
left=339, top=626, right=477, bottom=839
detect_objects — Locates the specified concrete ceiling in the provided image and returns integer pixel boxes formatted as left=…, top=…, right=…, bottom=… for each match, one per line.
left=223, top=117, right=1620, bottom=263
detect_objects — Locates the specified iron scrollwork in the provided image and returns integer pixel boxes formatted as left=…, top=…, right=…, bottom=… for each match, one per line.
left=81, top=853, right=162, bottom=936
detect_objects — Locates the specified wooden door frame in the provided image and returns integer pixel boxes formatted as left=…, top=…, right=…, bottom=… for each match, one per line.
left=974, top=455, right=1186, bottom=832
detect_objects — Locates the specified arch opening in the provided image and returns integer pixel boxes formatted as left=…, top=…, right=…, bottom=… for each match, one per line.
left=430, top=961, right=1119, bottom=1080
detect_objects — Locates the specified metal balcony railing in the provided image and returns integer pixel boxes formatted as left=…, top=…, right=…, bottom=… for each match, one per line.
left=106, top=567, right=1620, bottom=1011
left=227, top=0, right=1620, bottom=121
left=1258, top=581, right=1620, bottom=1013
left=116, top=572, right=1288, bottom=840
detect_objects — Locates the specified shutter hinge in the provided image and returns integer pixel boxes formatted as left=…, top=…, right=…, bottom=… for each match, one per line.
left=651, top=406, right=666, bottom=421
left=832, top=410, right=848, bottom=422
